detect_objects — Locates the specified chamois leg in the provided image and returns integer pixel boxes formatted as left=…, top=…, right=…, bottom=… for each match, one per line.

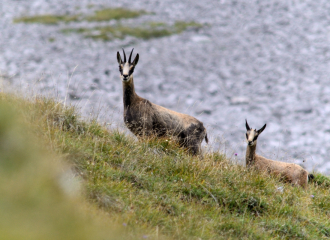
left=186, top=135, right=204, bottom=156
left=300, top=170, right=308, bottom=189
left=188, top=144, right=200, bottom=156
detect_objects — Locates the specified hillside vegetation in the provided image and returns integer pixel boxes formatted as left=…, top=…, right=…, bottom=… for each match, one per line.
left=1, top=93, right=330, bottom=239
left=13, top=7, right=203, bottom=41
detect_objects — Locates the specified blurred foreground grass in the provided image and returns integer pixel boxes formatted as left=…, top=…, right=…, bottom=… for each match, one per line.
left=0, top=94, right=164, bottom=240
left=1, top=93, right=330, bottom=239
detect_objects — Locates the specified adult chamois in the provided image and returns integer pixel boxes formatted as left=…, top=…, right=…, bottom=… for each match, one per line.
left=245, top=120, right=313, bottom=188
left=116, top=49, right=208, bottom=155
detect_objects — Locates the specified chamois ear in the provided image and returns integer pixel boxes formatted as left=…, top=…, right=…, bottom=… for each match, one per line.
left=117, top=51, right=122, bottom=64
left=132, top=53, right=139, bottom=66
left=245, top=119, right=251, bottom=131
left=257, top=124, right=267, bottom=134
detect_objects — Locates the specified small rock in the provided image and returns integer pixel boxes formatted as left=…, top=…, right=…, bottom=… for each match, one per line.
left=230, top=97, right=249, bottom=105
left=207, top=82, right=219, bottom=95
left=191, top=35, right=211, bottom=43
left=295, top=108, right=313, bottom=114
left=69, top=92, right=80, bottom=100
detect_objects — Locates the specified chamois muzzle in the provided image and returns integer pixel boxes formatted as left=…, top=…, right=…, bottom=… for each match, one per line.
left=123, top=74, right=129, bottom=81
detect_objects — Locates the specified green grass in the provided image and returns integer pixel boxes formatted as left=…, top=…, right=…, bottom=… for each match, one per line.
left=13, top=7, right=147, bottom=25
left=2, top=94, right=329, bottom=239
left=62, top=21, right=203, bottom=41
left=13, top=7, right=203, bottom=41
left=13, top=14, right=80, bottom=25
left=85, top=8, right=147, bottom=22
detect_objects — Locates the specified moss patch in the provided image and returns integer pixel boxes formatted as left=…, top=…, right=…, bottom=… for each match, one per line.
left=62, top=21, right=203, bottom=41
left=13, top=14, right=80, bottom=25
left=85, top=8, right=147, bottom=22
left=13, top=7, right=203, bottom=41
left=13, top=8, right=148, bottom=25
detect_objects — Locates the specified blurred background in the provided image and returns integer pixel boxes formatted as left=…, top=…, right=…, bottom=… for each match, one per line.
left=1, top=0, right=330, bottom=174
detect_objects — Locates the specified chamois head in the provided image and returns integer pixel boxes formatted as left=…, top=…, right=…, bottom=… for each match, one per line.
left=117, top=48, right=139, bottom=82
left=245, top=120, right=266, bottom=146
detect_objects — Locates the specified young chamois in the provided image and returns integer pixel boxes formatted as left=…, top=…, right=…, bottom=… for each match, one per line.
left=116, top=49, right=208, bottom=155
left=245, top=120, right=313, bottom=188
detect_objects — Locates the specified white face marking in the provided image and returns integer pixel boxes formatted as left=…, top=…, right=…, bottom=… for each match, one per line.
left=120, top=63, right=133, bottom=82
left=122, top=63, right=130, bottom=75
left=246, top=129, right=258, bottom=146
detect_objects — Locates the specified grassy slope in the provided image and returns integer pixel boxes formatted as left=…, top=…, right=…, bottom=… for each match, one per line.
left=0, top=95, right=166, bottom=240
left=2, top=94, right=330, bottom=239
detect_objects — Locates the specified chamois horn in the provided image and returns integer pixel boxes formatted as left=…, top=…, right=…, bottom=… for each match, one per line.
left=122, top=48, right=126, bottom=62
left=245, top=119, right=251, bottom=131
left=128, top=48, right=134, bottom=64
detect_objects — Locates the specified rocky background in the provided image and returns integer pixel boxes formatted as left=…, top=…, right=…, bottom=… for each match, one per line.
left=1, top=0, right=330, bottom=173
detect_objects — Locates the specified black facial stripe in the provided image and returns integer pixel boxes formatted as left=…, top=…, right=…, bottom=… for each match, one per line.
left=119, top=66, right=123, bottom=74
left=253, top=136, right=258, bottom=141
left=246, top=133, right=248, bottom=139
left=129, top=67, right=134, bottom=75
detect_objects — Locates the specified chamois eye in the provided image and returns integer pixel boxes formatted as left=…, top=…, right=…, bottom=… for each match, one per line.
left=129, top=68, right=134, bottom=75
left=253, top=136, right=258, bottom=141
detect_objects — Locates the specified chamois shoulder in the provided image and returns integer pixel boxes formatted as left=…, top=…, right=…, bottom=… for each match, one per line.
left=126, top=95, right=153, bottom=109
left=137, top=97, right=153, bottom=106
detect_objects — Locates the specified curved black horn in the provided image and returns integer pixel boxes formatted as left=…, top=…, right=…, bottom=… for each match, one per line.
left=128, top=48, right=134, bottom=64
left=245, top=119, right=251, bottom=131
left=257, top=124, right=267, bottom=134
left=122, top=48, right=126, bottom=62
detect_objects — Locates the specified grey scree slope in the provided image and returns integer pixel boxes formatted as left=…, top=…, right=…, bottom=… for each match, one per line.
left=1, top=0, right=330, bottom=174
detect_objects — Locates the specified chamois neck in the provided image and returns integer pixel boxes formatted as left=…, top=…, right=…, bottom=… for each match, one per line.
left=122, top=76, right=138, bottom=108
left=246, top=143, right=257, bottom=167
